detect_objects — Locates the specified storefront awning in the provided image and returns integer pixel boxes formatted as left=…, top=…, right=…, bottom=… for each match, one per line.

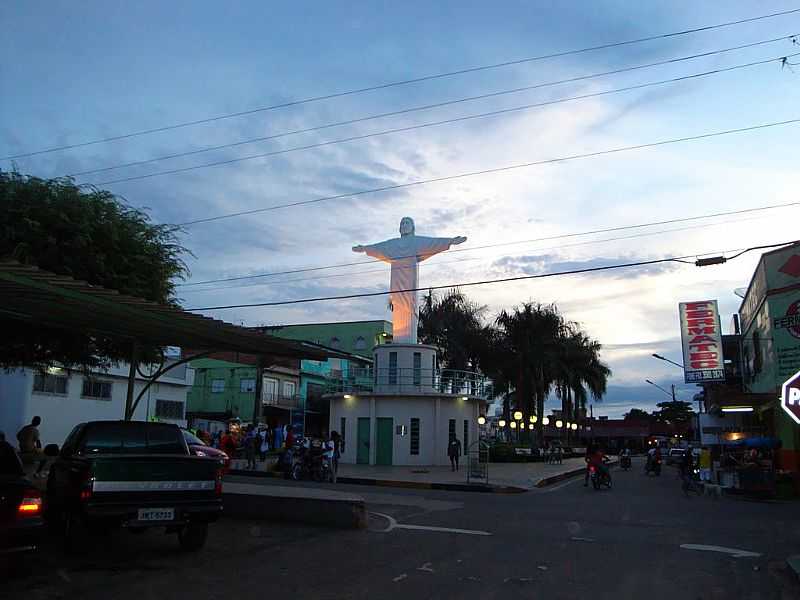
left=0, top=260, right=332, bottom=361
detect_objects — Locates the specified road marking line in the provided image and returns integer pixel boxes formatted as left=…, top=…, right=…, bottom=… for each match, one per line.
left=370, top=512, right=492, bottom=536
left=571, top=536, right=595, bottom=542
left=680, top=544, right=761, bottom=558
left=392, top=574, right=408, bottom=582
left=417, top=562, right=435, bottom=573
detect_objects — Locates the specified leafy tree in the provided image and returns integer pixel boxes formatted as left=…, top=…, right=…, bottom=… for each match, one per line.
left=0, top=171, right=189, bottom=370
left=624, top=408, right=652, bottom=421
left=652, top=400, right=694, bottom=424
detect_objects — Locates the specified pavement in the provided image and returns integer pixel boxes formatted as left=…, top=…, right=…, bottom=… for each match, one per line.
left=5, top=457, right=800, bottom=599
left=229, top=456, right=591, bottom=491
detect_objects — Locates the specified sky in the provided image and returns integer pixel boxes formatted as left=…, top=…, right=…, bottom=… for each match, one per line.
left=2, top=1, right=799, bottom=417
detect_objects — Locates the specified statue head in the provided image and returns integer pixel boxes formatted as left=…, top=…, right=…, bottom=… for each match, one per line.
left=399, top=217, right=415, bottom=237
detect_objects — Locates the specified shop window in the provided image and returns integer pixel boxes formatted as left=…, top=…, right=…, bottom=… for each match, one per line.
left=240, top=379, right=256, bottom=393
left=752, top=332, right=763, bottom=375
left=211, top=379, right=225, bottom=393
left=340, top=417, right=346, bottom=454
left=389, top=352, right=398, bottom=385
left=283, top=381, right=297, bottom=398
left=155, top=399, right=184, bottom=420
left=330, top=337, right=341, bottom=349
left=463, top=420, right=469, bottom=456
left=33, top=373, right=68, bottom=395
left=449, top=419, right=456, bottom=443
left=82, top=378, right=112, bottom=400
left=413, top=352, right=421, bottom=385
left=410, top=418, right=420, bottom=455
left=354, top=336, right=366, bottom=350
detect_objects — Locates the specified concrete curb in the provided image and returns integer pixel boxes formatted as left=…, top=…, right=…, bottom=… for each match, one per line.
left=227, top=469, right=527, bottom=494
left=534, top=459, right=619, bottom=488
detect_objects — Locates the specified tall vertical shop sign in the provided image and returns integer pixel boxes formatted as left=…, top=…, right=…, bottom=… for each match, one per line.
left=679, top=300, right=725, bottom=383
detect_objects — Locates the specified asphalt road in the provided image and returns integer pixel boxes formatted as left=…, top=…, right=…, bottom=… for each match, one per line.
left=4, top=458, right=799, bottom=600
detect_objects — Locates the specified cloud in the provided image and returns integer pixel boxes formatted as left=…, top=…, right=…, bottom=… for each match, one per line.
left=490, top=253, right=681, bottom=279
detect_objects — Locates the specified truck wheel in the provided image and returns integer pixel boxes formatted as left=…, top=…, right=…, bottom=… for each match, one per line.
left=178, top=523, right=208, bottom=552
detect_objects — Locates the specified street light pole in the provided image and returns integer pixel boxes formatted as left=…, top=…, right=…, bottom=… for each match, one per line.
left=652, top=354, right=685, bottom=370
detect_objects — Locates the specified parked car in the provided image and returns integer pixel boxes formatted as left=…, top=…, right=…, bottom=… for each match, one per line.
left=45, top=421, right=223, bottom=552
left=182, top=429, right=231, bottom=472
left=666, top=448, right=686, bottom=466
left=1, top=442, right=45, bottom=556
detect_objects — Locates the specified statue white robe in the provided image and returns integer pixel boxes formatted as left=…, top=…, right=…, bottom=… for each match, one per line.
left=358, top=234, right=462, bottom=344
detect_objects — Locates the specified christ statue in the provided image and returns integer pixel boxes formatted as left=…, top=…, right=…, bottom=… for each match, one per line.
left=353, top=217, right=467, bottom=344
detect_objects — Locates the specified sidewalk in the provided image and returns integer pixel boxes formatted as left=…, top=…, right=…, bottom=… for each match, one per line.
left=229, top=457, right=592, bottom=492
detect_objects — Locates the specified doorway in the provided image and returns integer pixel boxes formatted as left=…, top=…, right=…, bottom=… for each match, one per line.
left=376, top=417, right=394, bottom=466
left=357, top=418, right=370, bottom=464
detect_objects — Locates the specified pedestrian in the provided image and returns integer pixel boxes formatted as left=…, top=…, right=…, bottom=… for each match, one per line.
left=220, top=429, right=236, bottom=458
left=448, top=436, right=462, bottom=471
left=17, top=416, right=47, bottom=478
left=556, top=445, right=563, bottom=465
left=329, top=431, right=342, bottom=483
left=244, top=425, right=257, bottom=470
left=548, top=444, right=556, bottom=465
left=258, top=426, right=270, bottom=461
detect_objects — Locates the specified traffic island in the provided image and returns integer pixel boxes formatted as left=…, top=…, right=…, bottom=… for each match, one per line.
left=223, top=482, right=367, bottom=529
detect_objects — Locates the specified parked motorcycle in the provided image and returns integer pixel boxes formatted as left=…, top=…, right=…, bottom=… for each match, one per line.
left=589, top=464, right=612, bottom=490
left=644, top=456, right=662, bottom=476
left=290, top=438, right=332, bottom=482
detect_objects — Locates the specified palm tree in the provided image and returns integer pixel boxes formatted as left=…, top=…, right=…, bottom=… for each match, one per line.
left=494, top=303, right=563, bottom=445
left=554, top=325, right=611, bottom=443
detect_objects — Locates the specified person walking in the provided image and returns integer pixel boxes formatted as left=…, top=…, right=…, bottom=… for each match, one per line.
left=448, top=436, right=462, bottom=472
left=17, top=416, right=47, bottom=478
left=220, top=429, right=236, bottom=458
left=258, top=426, right=270, bottom=462
left=244, top=425, right=258, bottom=470
left=329, top=431, right=342, bottom=483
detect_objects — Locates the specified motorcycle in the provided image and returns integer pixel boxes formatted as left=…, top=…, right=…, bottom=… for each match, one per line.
left=620, top=455, right=632, bottom=470
left=589, top=464, right=612, bottom=490
left=290, top=438, right=332, bottom=482
left=645, top=455, right=662, bottom=476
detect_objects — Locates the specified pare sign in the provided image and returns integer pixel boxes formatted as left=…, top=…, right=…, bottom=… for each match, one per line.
left=781, top=369, right=800, bottom=425
left=678, top=300, right=725, bottom=384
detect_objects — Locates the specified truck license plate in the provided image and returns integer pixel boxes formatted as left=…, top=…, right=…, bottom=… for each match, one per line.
left=138, top=508, right=175, bottom=521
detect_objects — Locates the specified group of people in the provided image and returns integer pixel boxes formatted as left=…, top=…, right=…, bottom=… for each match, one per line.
left=543, top=444, right=564, bottom=464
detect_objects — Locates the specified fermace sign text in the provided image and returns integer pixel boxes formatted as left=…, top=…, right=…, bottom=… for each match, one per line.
left=678, top=299, right=725, bottom=383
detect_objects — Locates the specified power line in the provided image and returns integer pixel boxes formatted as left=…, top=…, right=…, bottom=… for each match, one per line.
left=187, top=241, right=797, bottom=311
left=5, top=7, right=799, bottom=160
left=70, top=35, right=797, bottom=179
left=176, top=199, right=800, bottom=286
left=90, top=51, right=799, bottom=186
left=177, top=213, right=776, bottom=294
left=174, top=118, right=800, bottom=227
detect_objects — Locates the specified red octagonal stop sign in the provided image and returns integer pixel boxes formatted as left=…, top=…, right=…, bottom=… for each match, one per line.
left=781, top=369, right=800, bottom=425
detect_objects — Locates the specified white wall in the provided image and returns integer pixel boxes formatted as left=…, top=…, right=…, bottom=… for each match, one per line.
left=0, top=365, right=194, bottom=447
left=330, top=394, right=481, bottom=466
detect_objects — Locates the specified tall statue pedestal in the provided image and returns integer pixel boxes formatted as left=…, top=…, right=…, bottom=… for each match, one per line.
left=373, top=343, right=438, bottom=394
left=327, top=343, right=491, bottom=467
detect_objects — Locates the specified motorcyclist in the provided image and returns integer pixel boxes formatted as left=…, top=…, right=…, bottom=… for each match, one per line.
left=619, top=446, right=632, bottom=468
left=584, top=445, right=610, bottom=486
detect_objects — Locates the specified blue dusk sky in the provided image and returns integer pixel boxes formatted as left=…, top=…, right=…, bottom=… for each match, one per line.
left=3, top=1, right=799, bottom=416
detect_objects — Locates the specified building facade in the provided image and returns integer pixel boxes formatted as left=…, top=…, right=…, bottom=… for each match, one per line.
left=259, top=320, right=392, bottom=359
left=738, top=243, right=800, bottom=471
left=0, top=362, right=193, bottom=447
left=326, top=343, right=490, bottom=466
left=185, top=358, right=301, bottom=431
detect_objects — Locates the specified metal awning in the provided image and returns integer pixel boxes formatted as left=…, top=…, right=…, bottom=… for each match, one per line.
left=0, top=260, right=330, bottom=361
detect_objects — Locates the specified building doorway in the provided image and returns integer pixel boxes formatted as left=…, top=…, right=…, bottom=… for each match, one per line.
left=376, top=417, right=394, bottom=466
left=357, top=417, right=370, bottom=464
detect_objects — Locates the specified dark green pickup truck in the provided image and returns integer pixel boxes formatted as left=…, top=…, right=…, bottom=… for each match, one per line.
left=45, top=421, right=223, bottom=552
